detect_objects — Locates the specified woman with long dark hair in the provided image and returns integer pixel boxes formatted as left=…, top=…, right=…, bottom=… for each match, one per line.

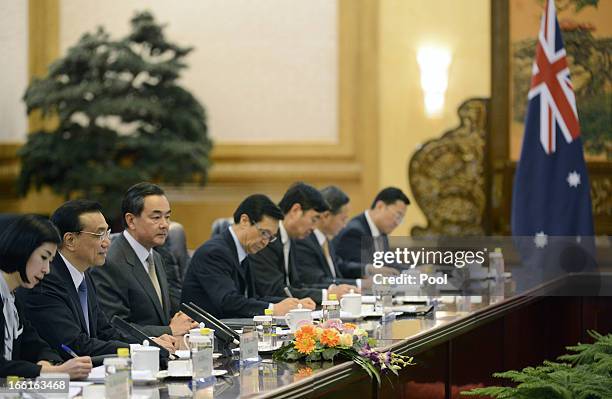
left=0, top=214, right=92, bottom=378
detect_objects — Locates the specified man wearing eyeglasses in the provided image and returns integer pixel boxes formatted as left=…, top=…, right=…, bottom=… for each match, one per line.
left=250, top=182, right=355, bottom=304
left=18, top=200, right=175, bottom=362
left=89, top=183, right=197, bottom=339
left=332, top=187, right=410, bottom=278
left=181, top=194, right=309, bottom=318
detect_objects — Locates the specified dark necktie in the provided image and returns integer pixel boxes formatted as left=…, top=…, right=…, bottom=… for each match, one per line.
left=78, top=280, right=90, bottom=335
left=241, top=258, right=251, bottom=298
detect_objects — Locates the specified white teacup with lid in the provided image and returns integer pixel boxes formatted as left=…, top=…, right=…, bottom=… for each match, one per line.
left=131, top=340, right=160, bottom=377
left=183, top=323, right=215, bottom=349
left=340, top=289, right=362, bottom=316
left=285, top=303, right=313, bottom=332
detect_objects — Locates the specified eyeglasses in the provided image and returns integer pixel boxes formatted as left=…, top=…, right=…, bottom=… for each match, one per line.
left=78, top=228, right=112, bottom=242
left=390, top=209, right=405, bottom=224
left=253, top=223, right=277, bottom=243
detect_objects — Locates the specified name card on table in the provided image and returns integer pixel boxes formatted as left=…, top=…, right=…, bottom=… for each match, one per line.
left=240, top=331, right=260, bottom=363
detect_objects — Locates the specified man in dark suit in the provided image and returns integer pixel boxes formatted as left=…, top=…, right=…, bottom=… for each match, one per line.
left=333, top=187, right=410, bottom=278
left=90, top=183, right=197, bottom=338
left=250, top=183, right=355, bottom=303
left=18, top=200, right=175, bottom=361
left=294, top=186, right=365, bottom=289
left=181, top=194, right=311, bottom=318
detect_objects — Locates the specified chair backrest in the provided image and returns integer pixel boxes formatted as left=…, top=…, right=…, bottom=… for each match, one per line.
left=109, top=231, right=121, bottom=242
left=165, top=221, right=190, bottom=278
left=211, top=217, right=233, bottom=237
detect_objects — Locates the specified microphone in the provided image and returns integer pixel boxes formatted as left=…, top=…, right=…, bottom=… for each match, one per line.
left=110, top=316, right=176, bottom=360
left=181, top=302, right=240, bottom=346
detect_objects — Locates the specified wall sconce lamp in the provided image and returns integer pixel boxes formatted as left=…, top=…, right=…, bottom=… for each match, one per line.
left=417, top=46, right=452, bottom=118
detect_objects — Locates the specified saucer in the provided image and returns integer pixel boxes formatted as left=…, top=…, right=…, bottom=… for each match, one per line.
left=174, top=350, right=222, bottom=359
left=231, top=342, right=282, bottom=355
left=130, top=370, right=164, bottom=385
left=165, top=369, right=228, bottom=378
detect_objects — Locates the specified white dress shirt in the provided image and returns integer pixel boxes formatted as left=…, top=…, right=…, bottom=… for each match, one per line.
left=60, top=252, right=85, bottom=292
left=314, top=229, right=361, bottom=289
left=123, top=230, right=153, bottom=274
left=228, top=225, right=273, bottom=310
left=278, top=221, right=291, bottom=286
left=364, top=210, right=384, bottom=252
left=313, top=229, right=336, bottom=278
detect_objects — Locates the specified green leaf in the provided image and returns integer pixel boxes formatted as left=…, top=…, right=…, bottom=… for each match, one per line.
left=461, top=332, right=612, bottom=399
left=322, top=348, right=339, bottom=361
left=18, top=10, right=212, bottom=221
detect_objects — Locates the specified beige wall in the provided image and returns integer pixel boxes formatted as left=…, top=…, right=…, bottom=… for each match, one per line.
left=60, top=0, right=338, bottom=144
left=0, top=0, right=28, bottom=142
left=3, top=0, right=492, bottom=246
left=378, top=0, right=491, bottom=236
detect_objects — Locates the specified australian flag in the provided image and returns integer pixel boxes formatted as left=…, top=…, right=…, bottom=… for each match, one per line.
left=511, top=0, right=594, bottom=239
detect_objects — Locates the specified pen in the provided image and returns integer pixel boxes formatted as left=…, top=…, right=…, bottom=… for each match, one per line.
left=284, top=286, right=294, bottom=298
left=61, top=344, right=79, bottom=358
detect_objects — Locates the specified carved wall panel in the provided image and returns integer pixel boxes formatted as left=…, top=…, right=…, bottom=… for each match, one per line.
left=409, top=98, right=489, bottom=236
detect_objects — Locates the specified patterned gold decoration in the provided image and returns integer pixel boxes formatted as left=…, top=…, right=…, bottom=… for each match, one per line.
left=409, top=98, right=488, bottom=236
left=591, top=177, right=611, bottom=216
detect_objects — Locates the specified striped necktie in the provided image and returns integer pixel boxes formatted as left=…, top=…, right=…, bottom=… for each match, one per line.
left=146, top=254, right=163, bottom=306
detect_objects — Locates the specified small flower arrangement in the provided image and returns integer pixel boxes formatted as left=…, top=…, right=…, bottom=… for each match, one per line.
left=273, top=320, right=414, bottom=384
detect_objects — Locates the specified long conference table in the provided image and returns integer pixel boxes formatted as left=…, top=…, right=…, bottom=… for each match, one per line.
left=88, top=272, right=611, bottom=399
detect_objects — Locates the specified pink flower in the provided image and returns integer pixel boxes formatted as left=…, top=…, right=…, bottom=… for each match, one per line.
left=321, top=319, right=343, bottom=331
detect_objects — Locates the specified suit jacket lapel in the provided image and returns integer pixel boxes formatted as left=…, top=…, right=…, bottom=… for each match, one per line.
left=223, top=229, right=245, bottom=283
left=309, top=233, right=333, bottom=278
left=118, top=235, right=167, bottom=323
left=54, top=257, right=90, bottom=335
left=84, top=273, right=97, bottom=337
left=359, top=213, right=372, bottom=236
left=359, top=213, right=385, bottom=254
left=288, top=238, right=300, bottom=285
left=222, top=228, right=251, bottom=298
left=328, top=240, right=344, bottom=278
left=268, top=238, right=285, bottom=276
left=382, top=235, right=390, bottom=251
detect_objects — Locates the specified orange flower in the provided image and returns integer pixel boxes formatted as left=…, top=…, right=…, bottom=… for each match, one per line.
left=296, top=367, right=313, bottom=378
left=320, top=328, right=340, bottom=347
left=295, top=325, right=317, bottom=341
left=295, top=337, right=316, bottom=354
left=343, top=322, right=357, bottom=331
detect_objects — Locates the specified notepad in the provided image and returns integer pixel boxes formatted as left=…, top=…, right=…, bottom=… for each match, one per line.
left=86, top=365, right=106, bottom=383
left=68, top=382, right=93, bottom=399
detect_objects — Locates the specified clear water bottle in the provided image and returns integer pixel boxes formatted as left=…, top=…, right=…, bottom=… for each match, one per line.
left=5, top=376, right=22, bottom=398
left=264, top=308, right=277, bottom=349
left=190, top=329, right=213, bottom=381
left=104, top=347, right=131, bottom=398
left=373, top=282, right=393, bottom=315
left=489, top=248, right=505, bottom=280
left=321, top=294, right=340, bottom=322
